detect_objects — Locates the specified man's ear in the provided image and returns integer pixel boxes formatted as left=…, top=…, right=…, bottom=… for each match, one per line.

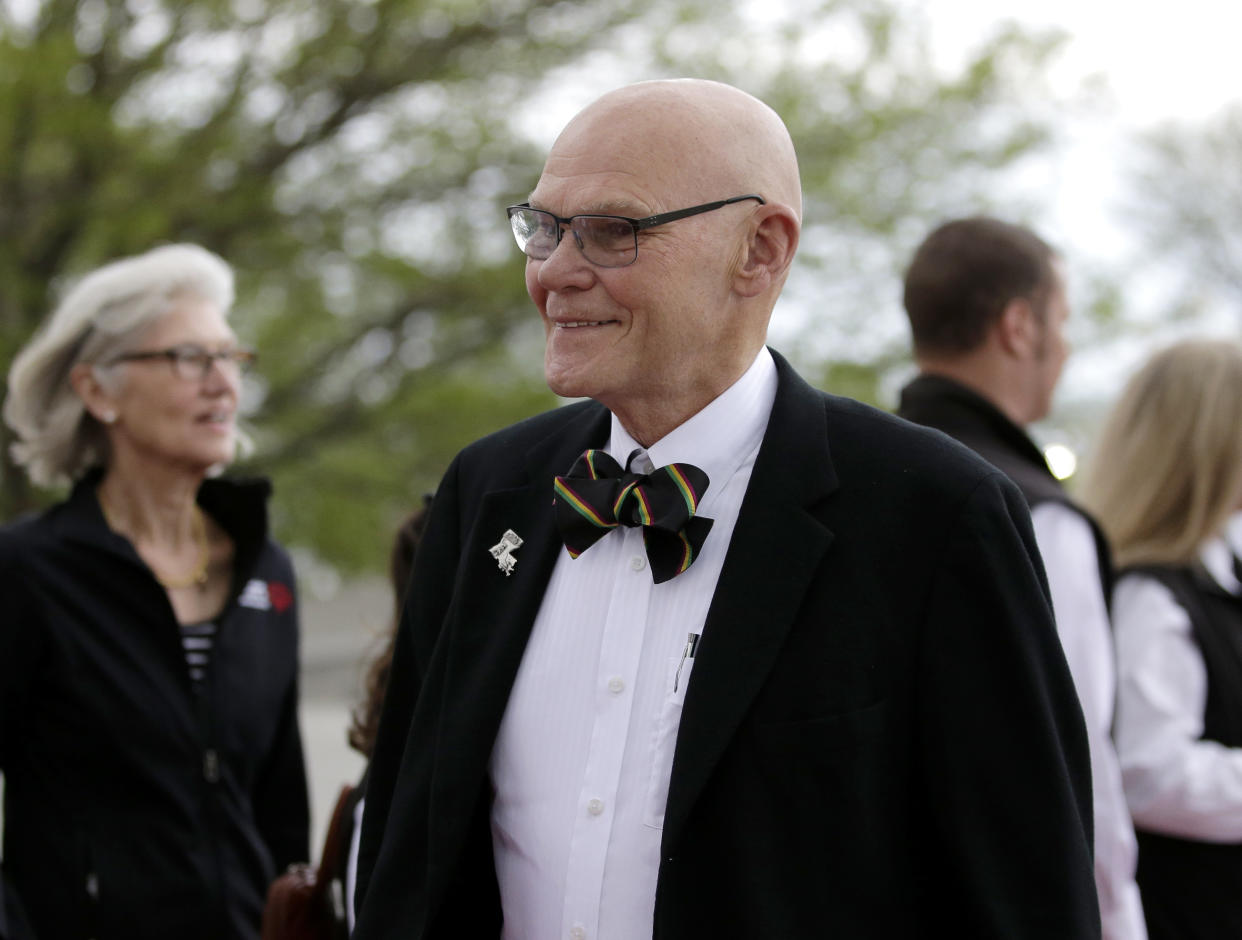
left=733, top=206, right=800, bottom=298
left=996, top=296, right=1038, bottom=359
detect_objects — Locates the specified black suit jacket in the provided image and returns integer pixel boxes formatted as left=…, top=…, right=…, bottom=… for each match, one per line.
left=354, top=352, right=1099, bottom=938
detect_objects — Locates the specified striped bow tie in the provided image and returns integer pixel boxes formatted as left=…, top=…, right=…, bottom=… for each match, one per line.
left=553, top=449, right=713, bottom=584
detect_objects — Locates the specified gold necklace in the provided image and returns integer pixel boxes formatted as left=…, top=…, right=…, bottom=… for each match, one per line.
left=98, top=492, right=210, bottom=590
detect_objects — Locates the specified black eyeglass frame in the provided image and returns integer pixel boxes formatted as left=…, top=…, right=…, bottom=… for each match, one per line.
left=506, top=193, right=766, bottom=268
left=106, top=344, right=257, bottom=380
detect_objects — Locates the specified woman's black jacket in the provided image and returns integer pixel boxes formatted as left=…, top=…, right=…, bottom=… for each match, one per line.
left=0, top=472, right=309, bottom=939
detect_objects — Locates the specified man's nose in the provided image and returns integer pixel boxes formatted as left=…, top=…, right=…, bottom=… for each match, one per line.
left=536, top=226, right=593, bottom=287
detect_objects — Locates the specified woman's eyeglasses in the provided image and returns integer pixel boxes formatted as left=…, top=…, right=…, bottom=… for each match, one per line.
left=107, top=344, right=257, bottom=381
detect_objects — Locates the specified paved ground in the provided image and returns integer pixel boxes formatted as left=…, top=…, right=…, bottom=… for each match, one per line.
left=299, top=574, right=390, bottom=849
left=301, top=699, right=368, bottom=850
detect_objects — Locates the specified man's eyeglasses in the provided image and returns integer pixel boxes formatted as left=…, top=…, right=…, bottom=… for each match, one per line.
left=506, top=194, right=765, bottom=268
left=107, top=344, right=257, bottom=381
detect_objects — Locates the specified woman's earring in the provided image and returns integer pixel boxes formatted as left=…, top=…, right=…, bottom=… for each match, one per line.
left=100, top=410, right=117, bottom=425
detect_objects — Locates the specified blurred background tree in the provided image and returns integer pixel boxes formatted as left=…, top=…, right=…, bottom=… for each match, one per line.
left=1124, top=105, right=1242, bottom=318
left=0, top=0, right=1076, bottom=574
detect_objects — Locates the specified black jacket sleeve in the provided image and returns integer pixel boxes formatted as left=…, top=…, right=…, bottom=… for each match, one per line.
left=0, top=532, right=43, bottom=940
left=354, top=456, right=465, bottom=922
left=915, top=472, right=1099, bottom=935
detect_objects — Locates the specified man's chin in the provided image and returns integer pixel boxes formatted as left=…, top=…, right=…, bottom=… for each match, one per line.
left=545, top=374, right=594, bottom=401
left=544, top=358, right=601, bottom=401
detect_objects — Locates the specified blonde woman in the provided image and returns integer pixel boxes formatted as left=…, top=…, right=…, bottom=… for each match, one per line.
left=1081, top=338, right=1242, bottom=940
left=0, top=245, right=308, bottom=940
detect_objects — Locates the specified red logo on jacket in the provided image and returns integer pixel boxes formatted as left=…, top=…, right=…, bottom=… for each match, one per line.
left=268, top=581, right=293, bottom=613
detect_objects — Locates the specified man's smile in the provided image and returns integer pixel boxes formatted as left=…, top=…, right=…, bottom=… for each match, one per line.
left=555, top=319, right=618, bottom=328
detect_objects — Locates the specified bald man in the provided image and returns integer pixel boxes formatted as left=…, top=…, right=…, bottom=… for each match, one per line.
left=353, top=80, right=1099, bottom=939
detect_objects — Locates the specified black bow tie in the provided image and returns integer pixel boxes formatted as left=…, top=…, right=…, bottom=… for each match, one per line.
left=553, top=449, right=713, bottom=584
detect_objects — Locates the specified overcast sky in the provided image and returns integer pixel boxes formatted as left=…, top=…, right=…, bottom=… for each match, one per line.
left=926, top=0, right=1242, bottom=126
left=925, top=0, right=1240, bottom=257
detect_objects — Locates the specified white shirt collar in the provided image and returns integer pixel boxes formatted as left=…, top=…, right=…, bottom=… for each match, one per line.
left=606, top=347, right=777, bottom=510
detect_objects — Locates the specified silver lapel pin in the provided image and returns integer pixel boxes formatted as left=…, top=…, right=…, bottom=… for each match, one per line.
left=488, top=529, right=524, bottom=576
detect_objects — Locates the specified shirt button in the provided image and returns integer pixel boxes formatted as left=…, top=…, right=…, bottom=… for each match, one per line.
left=570, top=928, right=586, bottom=940
left=607, top=676, right=625, bottom=694
left=630, top=555, right=646, bottom=571
left=587, top=798, right=605, bottom=816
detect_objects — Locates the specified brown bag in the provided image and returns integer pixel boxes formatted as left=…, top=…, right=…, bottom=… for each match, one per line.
left=260, top=784, right=356, bottom=940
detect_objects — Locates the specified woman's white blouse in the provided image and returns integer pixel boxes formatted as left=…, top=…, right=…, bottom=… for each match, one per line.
left=1113, top=527, right=1242, bottom=841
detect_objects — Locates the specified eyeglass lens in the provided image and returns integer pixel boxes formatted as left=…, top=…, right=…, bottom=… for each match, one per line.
left=172, top=347, right=252, bottom=380
left=510, top=209, right=638, bottom=267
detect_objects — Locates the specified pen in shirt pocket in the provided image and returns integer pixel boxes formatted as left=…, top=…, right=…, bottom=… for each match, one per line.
left=673, top=632, right=700, bottom=693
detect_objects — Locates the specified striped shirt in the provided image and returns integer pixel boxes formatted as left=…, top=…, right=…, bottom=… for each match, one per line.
left=180, top=620, right=217, bottom=685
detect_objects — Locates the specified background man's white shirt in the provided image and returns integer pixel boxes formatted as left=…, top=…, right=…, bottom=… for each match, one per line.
left=1028, top=506, right=1142, bottom=938
left=1030, top=503, right=1146, bottom=940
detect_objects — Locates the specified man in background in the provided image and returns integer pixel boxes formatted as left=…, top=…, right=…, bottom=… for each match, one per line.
left=898, top=216, right=1146, bottom=939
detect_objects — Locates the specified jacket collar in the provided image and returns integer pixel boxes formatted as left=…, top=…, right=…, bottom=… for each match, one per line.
left=660, top=350, right=839, bottom=851
left=423, top=402, right=610, bottom=879
left=53, top=467, right=274, bottom=588
left=898, top=373, right=1055, bottom=481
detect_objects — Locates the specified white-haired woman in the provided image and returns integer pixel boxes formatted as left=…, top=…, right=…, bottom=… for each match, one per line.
left=0, top=244, right=308, bottom=940
left=1080, top=339, right=1242, bottom=940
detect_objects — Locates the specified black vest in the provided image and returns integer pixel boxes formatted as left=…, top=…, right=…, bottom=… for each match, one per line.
left=1124, top=562, right=1242, bottom=940
left=896, top=374, right=1113, bottom=595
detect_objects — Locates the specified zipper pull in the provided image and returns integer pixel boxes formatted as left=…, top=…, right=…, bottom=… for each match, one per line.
left=203, top=748, right=220, bottom=783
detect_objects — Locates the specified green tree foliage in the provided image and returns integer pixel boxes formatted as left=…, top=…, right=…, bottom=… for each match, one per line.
left=0, top=0, right=644, bottom=568
left=0, top=0, right=1071, bottom=572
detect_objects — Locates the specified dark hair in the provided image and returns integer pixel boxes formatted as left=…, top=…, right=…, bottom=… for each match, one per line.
left=902, top=217, right=1058, bottom=355
left=348, top=495, right=433, bottom=758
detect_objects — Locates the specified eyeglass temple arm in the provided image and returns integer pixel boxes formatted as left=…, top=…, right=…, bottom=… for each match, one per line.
left=630, top=194, right=766, bottom=230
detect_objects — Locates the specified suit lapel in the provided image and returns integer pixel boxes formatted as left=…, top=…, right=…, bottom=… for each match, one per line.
left=662, top=356, right=839, bottom=853
left=429, top=405, right=610, bottom=835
